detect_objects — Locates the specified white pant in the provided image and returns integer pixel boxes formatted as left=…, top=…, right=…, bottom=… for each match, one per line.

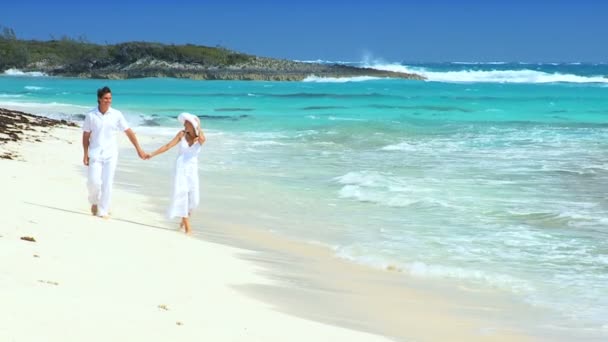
left=87, top=155, right=117, bottom=217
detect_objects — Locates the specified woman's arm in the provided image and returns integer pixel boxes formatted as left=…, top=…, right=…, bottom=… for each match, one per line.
left=197, top=128, right=206, bottom=145
left=149, top=131, right=184, bottom=158
left=195, top=117, right=206, bottom=145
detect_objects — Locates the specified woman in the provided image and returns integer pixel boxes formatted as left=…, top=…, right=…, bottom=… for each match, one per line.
left=147, top=113, right=206, bottom=234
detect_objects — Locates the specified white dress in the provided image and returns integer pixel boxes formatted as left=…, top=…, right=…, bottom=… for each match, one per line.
left=168, top=135, right=201, bottom=218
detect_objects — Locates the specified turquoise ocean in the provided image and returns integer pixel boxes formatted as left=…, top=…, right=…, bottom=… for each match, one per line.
left=2, top=62, right=607, bottom=339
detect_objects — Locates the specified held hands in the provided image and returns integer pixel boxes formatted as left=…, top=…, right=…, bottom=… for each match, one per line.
left=137, top=148, right=151, bottom=160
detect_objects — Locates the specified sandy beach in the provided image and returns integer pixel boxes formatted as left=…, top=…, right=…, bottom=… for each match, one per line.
left=0, top=110, right=540, bottom=341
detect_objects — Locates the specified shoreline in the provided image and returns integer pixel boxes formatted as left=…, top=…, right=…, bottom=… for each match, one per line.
left=0, top=119, right=392, bottom=341
left=187, top=217, right=545, bottom=341
left=1, top=108, right=545, bottom=341
left=116, top=119, right=547, bottom=340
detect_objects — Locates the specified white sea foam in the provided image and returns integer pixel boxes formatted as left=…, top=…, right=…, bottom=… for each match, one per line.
left=361, top=62, right=608, bottom=84
left=405, top=261, right=534, bottom=293
left=381, top=141, right=417, bottom=151
left=335, top=171, right=396, bottom=187
left=242, top=131, right=288, bottom=139
left=327, top=116, right=366, bottom=121
left=420, top=69, right=608, bottom=84
left=338, top=185, right=421, bottom=207
left=451, top=61, right=508, bottom=65
left=0, top=101, right=160, bottom=126
left=0, top=100, right=90, bottom=115
left=294, top=130, right=319, bottom=138
left=334, top=246, right=534, bottom=293
left=299, top=59, right=606, bottom=84
left=3, top=68, right=48, bottom=77
left=335, top=171, right=446, bottom=208
left=360, top=62, right=419, bottom=74
left=24, top=86, right=46, bottom=90
left=135, top=126, right=183, bottom=137
left=249, top=141, right=286, bottom=147
left=138, top=126, right=225, bottom=139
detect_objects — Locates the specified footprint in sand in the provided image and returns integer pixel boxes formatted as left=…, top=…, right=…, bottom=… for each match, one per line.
left=38, top=280, right=59, bottom=286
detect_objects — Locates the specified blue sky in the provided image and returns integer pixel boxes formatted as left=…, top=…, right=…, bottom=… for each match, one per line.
left=1, top=0, right=606, bottom=63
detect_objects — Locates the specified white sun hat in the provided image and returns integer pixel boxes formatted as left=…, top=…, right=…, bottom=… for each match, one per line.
left=178, top=112, right=199, bottom=130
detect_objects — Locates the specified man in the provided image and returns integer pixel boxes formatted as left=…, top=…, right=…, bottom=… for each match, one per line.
left=82, top=86, right=146, bottom=218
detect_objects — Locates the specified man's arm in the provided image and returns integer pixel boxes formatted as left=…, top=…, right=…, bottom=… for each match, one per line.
left=124, top=128, right=146, bottom=159
left=82, top=131, right=91, bottom=165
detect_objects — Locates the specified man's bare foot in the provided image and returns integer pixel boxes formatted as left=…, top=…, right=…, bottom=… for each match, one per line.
left=97, top=212, right=110, bottom=219
left=91, top=205, right=98, bottom=216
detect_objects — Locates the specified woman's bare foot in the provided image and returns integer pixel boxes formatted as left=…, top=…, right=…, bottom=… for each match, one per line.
left=91, top=204, right=98, bottom=216
left=182, top=218, right=192, bottom=235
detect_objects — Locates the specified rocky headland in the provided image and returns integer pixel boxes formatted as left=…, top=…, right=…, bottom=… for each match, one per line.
left=0, top=34, right=425, bottom=81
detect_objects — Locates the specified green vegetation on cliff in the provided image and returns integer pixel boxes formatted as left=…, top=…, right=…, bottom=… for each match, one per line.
left=0, top=25, right=424, bottom=81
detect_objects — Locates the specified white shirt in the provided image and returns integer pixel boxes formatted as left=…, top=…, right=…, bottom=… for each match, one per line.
left=82, top=107, right=130, bottom=160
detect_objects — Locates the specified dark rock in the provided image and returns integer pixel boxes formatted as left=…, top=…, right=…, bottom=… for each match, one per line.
left=0, top=108, right=79, bottom=158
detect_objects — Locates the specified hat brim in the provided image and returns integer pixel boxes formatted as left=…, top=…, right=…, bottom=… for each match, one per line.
left=178, top=112, right=198, bottom=130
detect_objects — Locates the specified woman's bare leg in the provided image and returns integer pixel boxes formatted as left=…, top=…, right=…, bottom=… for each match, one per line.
left=181, top=217, right=192, bottom=235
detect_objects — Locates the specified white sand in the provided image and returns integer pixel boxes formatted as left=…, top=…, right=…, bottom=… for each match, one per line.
left=0, top=126, right=388, bottom=341
left=0, top=125, right=538, bottom=341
